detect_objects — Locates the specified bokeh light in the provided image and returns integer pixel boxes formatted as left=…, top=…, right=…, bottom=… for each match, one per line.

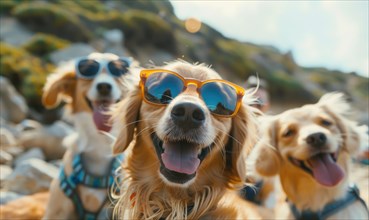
left=185, top=18, right=202, bottom=33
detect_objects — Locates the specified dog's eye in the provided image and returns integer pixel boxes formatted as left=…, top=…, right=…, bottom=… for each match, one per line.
left=283, top=129, right=295, bottom=138
left=321, top=119, right=332, bottom=126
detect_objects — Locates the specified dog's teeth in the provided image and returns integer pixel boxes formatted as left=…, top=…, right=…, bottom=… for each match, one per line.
left=198, top=148, right=202, bottom=156
left=331, top=153, right=337, bottom=162
left=304, top=161, right=312, bottom=169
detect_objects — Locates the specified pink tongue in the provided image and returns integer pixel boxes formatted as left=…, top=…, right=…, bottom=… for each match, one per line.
left=308, top=153, right=344, bottom=187
left=92, top=103, right=111, bottom=132
left=161, top=141, right=200, bottom=175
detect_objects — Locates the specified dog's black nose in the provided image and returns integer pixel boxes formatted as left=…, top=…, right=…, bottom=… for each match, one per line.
left=171, top=102, right=205, bottom=130
left=97, top=83, right=112, bottom=96
left=306, top=132, right=327, bottom=147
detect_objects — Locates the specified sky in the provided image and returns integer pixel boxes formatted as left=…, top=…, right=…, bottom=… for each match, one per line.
left=170, top=1, right=369, bottom=77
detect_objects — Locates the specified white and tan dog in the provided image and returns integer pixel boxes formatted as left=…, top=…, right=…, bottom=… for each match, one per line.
left=250, top=93, right=369, bottom=219
left=42, top=53, right=136, bottom=219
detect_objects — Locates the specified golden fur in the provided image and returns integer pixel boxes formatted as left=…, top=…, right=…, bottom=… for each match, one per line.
left=250, top=92, right=369, bottom=219
left=0, top=192, right=49, bottom=220
left=111, top=61, right=272, bottom=219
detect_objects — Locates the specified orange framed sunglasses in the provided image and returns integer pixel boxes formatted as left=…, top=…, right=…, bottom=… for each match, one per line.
left=140, top=69, right=245, bottom=117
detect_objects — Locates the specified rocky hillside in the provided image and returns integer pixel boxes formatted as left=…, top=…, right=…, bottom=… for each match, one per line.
left=0, top=0, right=368, bottom=123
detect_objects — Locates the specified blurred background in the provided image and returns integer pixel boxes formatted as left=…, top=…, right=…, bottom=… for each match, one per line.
left=0, top=0, right=368, bottom=217
left=0, top=0, right=368, bottom=122
left=173, top=1, right=369, bottom=77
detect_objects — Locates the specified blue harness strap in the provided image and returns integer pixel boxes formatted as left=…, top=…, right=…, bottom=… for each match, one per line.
left=289, top=185, right=369, bottom=220
left=59, top=153, right=124, bottom=220
left=240, top=180, right=264, bottom=205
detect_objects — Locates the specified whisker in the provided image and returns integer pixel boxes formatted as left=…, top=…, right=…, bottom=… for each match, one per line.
left=135, top=127, right=152, bottom=139
left=135, top=124, right=159, bottom=138
left=211, top=126, right=243, bottom=147
left=115, top=118, right=161, bottom=129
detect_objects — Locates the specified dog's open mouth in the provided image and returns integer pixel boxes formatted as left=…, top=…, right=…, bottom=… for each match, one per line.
left=85, top=96, right=116, bottom=132
left=152, top=133, right=212, bottom=184
left=289, top=152, right=344, bottom=187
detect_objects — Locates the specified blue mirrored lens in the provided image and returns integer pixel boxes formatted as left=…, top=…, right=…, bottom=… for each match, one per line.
left=200, top=82, right=237, bottom=115
left=77, top=59, right=100, bottom=78
left=144, top=72, right=184, bottom=104
left=108, top=59, right=130, bottom=77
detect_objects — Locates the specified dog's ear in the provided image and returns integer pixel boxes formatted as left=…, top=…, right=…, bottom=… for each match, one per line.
left=251, top=116, right=281, bottom=177
left=342, top=123, right=369, bottom=155
left=226, top=103, right=259, bottom=184
left=42, top=71, right=76, bottom=109
left=111, top=86, right=142, bottom=154
left=319, top=92, right=369, bottom=155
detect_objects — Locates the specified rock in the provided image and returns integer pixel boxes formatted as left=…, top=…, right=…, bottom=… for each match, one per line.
left=0, top=150, right=13, bottom=165
left=44, top=120, right=74, bottom=138
left=149, top=50, right=175, bottom=64
left=14, top=148, right=45, bottom=167
left=16, top=119, right=43, bottom=132
left=0, top=118, right=19, bottom=137
left=104, top=29, right=124, bottom=45
left=0, top=17, right=34, bottom=46
left=0, top=127, right=16, bottom=147
left=0, top=191, right=23, bottom=205
left=3, top=159, right=58, bottom=195
left=90, top=39, right=106, bottom=52
left=135, top=47, right=174, bottom=66
left=103, top=29, right=129, bottom=56
left=0, top=76, right=28, bottom=124
left=0, top=165, right=13, bottom=186
left=18, top=129, right=66, bottom=161
left=3, top=146, right=24, bottom=158
left=49, top=43, right=95, bottom=64
left=0, top=192, right=49, bottom=220
left=104, top=46, right=129, bottom=57
left=18, top=121, right=73, bottom=160
left=250, top=53, right=284, bottom=73
left=49, top=159, right=62, bottom=168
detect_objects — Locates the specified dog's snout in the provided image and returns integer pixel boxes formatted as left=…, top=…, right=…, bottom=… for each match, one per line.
left=306, top=132, right=327, bottom=147
left=171, top=102, right=205, bottom=130
left=97, top=83, right=112, bottom=96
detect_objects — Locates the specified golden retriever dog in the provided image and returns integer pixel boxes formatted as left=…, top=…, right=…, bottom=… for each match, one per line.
left=42, top=53, right=136, bottom=219
left=111, top=60, right=273, bottom=219
left=250, top=93, right=369, bottom=219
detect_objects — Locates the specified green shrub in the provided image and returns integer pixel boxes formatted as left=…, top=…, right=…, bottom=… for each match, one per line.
left=122, top=0, right=174, bottom=15
left=281, top=52, right=297, bottom=74
left=55, top=0, right=111, bottom=23
left=309, top=70, right=346, bottom=91
left=12, top=2, right=92, bottom=42
left=22, top=33, right=70, bottom=56
left=268, top=70, right=314, bottom=102
left=309, top=73, right=329, bottom=87
left=65, top=0, right=106, bottom=13
left=211, top=39, right=259, bottom=79
left=0, top=0, right=17, bottom=15
left=0, top=42, right=54, bottom=109
left=198, top=23, right=224, bottom=40
left=352, top=77, right=369, bottom=98
left=175, top=31, right=199, bottom=62
left=102, top=10, right=177, bottom=53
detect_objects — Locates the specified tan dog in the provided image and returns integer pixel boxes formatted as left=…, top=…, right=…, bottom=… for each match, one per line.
left=111, top=61, right=273, bottom=219
left=42, top=53, right=135, bottom=219
left=250, top=93, right=369, bottom=219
